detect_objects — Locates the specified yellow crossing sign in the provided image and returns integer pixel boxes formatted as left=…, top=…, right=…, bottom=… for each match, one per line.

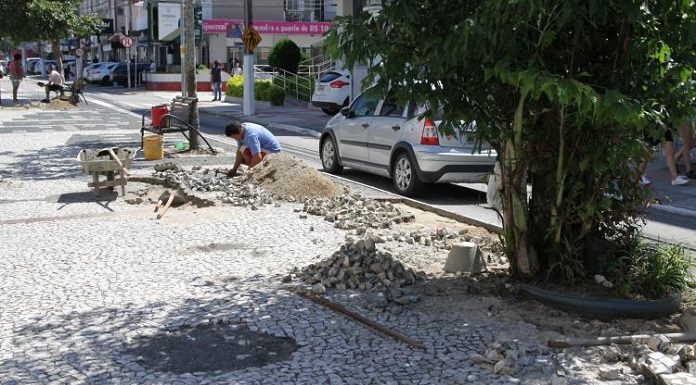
left=242, top=26, right=262, bottom=52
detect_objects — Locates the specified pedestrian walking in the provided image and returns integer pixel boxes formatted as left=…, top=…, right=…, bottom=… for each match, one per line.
left=676, top=117, right=695, bottom=179
left=210, top=60, right=222, bottom=101
left=233, top=62, right=242, bottom=76
left=639, top=126, right=689, bottom=186
left=8, top=54, right=25, bottom=103
left=224, top=120, right=282, bottom=177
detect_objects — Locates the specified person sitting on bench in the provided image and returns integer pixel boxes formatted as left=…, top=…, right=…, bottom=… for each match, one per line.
left=41, top=64, right=64, bottom=102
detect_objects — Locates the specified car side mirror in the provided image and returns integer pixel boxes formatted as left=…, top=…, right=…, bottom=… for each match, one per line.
left=340, top=106, right=352, bottom=117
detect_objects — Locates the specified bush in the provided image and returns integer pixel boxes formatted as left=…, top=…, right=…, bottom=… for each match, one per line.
left=225, top=77, right=283, bottom=105
left=254, top=80, right=271, bottom=101
left=268, top=87, right=286, bottom=106
left=268, top=39, right=301, bottom=74
left=225, top=75, right=243, bottom=97
left=612, top=241, right=694, bottom=299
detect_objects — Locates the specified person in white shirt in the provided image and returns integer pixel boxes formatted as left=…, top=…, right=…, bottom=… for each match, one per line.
left=42, top=64, right=64, bottom=102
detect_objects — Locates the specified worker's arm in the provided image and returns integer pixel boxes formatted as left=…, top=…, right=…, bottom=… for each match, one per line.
left=227, top=148, right=244, bottom=177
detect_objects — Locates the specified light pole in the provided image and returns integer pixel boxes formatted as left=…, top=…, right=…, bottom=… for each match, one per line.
left=242, top=0, right=255, bottom=115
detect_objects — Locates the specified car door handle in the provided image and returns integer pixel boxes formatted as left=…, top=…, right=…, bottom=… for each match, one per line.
left=361, top=123, right=370, bottom=128
left=392, top=125, right=401, bottom=130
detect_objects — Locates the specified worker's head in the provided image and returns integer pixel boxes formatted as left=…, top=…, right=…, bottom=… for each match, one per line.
left=47, top=64, right=54, bottom=72
left=225, top=121, right=244, bottom=140
left=214, top=59, right=219, bottom=66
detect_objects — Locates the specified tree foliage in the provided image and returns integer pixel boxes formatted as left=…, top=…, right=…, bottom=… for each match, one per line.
left=0, top=0, right=102, bottom=73
left=326, top=1, right=696, bottom=279
left=268, top=39, right=302, bottom=74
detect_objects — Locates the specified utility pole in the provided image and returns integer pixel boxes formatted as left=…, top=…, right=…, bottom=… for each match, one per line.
left=243, top=0, right=255, bottom=115
left=180, top=0, right=186, bottom=97
left=184, top=0, right=200, bottom=150
left=125, top=0, right=131, bottom=88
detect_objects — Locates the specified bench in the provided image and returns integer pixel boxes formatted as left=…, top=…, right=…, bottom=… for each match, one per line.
left=140, top=96, right=216, bottom=153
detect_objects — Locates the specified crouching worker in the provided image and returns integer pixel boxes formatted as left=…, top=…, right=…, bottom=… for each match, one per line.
left=225, top=120, right=282, bottom=177
left=42, top=64, right=64, bottom=103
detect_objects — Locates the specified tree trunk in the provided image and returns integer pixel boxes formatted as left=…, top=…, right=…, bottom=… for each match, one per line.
left=501, top=91, right=539, bottom=277
left=184, top=0, right=200, bottom=150
left=51, top=39, right=63, bottom=76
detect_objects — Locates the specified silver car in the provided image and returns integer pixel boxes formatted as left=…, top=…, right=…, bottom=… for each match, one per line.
left=319, top=90, right=496, bottom=196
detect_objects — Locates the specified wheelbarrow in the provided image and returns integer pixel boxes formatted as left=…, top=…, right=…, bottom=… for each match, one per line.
left=77, top=147, right=136, bottom=196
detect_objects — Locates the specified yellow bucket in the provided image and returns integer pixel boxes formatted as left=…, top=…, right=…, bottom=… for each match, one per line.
left=143, top=135, right=164, bottom=160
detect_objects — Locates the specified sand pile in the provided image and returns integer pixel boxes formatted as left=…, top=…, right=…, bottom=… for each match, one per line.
left=242, top=153, right=341, bottom=199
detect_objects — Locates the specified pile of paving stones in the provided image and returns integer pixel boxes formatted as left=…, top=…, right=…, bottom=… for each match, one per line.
left=625, top=335, right=696, bottom=382
left=470, top=338, right=528, bottom=376
left=154, top=167, right=275, bottom=209
left=302, top=195, right=415, bottom=230
left=291, top=234, right=425, bottom=308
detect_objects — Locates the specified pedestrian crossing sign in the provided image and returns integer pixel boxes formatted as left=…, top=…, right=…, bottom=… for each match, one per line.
left=242, top=27, right=262, bottom=52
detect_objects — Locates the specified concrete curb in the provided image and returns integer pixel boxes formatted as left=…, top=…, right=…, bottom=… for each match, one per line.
left=649, top=203, right=696, bottom=219
left=199, top=108, right=323, bottom=139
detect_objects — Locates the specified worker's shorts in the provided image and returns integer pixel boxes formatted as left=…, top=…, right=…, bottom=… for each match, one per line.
left=239, top=145, right=269, bottom=164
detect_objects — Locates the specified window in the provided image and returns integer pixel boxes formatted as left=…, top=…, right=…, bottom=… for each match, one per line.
left=319, top=71, right=342, bottom=82
left=352, top=94, right=379, bottom=117
left=379, top=96, right=405, bottom=117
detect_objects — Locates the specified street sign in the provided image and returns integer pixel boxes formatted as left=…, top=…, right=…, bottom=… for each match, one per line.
left=121, top=37, right=133, bottom=48
left=75, top=48, right=84, bottom=57
left=242, top=27, right=262, bottom=52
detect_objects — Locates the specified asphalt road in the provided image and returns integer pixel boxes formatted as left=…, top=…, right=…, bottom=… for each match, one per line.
left=85, top=87, right=695, bottom=251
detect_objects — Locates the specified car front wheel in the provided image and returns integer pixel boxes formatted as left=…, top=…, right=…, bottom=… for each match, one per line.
left=320, top=136, right=343, bottom=174
left=392, top=152, right=423, bottom=196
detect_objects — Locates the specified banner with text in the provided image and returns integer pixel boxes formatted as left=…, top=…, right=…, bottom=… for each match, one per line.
left=203, top=19, right=331, bottom=36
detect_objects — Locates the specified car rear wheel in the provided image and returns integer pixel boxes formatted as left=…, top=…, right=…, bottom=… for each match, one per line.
left=392, top=152, right=423, bottom=196
left=320, top=137, right=343, bottom=174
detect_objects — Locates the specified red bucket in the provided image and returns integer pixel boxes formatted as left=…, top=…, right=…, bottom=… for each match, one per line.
left=151, top=105, right=169, bottom=129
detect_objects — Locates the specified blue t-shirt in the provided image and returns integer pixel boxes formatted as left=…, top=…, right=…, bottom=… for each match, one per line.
left=241, top=122, right=282, bottom=155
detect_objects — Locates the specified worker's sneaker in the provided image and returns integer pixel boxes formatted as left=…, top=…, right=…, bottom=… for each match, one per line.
left=672, top=175, right=689, bottom=186
left=40, top=99, right=49, bottom=103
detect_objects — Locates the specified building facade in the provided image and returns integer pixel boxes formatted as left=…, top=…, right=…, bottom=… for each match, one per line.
left=77, top=0, right=375, bottom=72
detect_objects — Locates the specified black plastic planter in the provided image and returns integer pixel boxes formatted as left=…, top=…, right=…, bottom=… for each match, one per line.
left=519, top=284, right=681, bottom=320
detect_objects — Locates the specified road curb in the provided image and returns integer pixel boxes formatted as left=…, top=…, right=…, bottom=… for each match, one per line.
left=649, top=203, right=696, bottom=219
left=199, top=109, right=322, bottom=138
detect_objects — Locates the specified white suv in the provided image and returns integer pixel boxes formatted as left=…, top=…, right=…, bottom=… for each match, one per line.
left=319, top=90, right=496, bottom=196
left=311, top=69, right=351, bottom=115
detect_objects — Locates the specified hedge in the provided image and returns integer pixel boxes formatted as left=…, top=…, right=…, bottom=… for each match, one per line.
left=225, top=76, right=285, bottom=106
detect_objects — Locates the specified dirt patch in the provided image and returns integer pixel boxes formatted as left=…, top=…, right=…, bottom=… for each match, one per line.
left=242, top=153, right=341, bottom=199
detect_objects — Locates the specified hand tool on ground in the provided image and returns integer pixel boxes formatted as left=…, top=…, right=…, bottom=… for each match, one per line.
left=156, top=191, right=176, bottom=220
left=154, top=190, right=169, bottom=213
left=290, top=288, right=424, bottom=350
left=548, top=331, right=696, bottom=348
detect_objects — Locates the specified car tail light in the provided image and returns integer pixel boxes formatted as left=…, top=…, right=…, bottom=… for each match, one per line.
left=330, top=80, right=349, bottom=88
left=420, top=119, right=439, bottom=145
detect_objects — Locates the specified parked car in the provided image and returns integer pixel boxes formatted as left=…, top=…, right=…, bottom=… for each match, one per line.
left=82, top=62, right=105, bottom=79
left=110, top=63, right=150, bottom=86
left=319, top=89, right=496, bottom=196
left=87, top=62, right=118, bottom=84
left=25, top=57, right=41, bottom=74
left=311, top=69, right=351, bottom=115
